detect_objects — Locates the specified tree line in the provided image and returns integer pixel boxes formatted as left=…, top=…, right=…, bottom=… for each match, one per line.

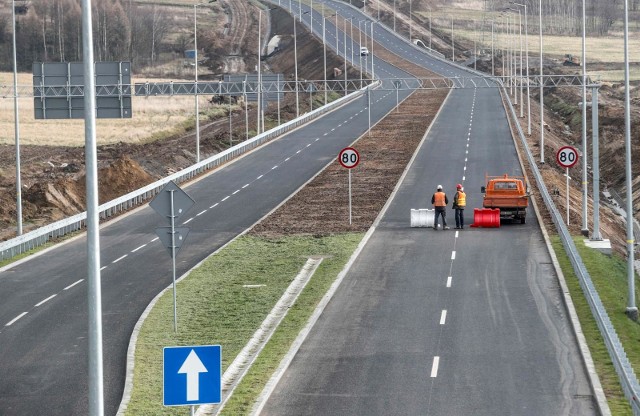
left=0, top=0, right=177, bottom=72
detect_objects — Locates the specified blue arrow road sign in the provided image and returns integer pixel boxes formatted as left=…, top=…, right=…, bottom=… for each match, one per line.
left=163, top=345, right=222, bottom=406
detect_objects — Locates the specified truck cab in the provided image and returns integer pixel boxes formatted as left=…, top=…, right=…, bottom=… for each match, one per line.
left=481, top=174, right=529, bottom=224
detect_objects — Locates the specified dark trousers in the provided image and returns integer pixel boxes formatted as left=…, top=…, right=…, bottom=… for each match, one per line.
left=434, top=207, right=447, bottom=228
left=455, top=208, right=464, bottom=228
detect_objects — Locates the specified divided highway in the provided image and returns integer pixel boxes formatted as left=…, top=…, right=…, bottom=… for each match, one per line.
left=0, top=6, right=417, bottom=416
left=0, top=2, right=601, bottom=416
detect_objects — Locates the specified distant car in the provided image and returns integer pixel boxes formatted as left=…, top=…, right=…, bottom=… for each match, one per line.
left=360, top=47, right=370, bottom=56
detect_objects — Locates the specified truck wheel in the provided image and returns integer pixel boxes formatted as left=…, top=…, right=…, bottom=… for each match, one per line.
left=520, top=217, right=526, bottom=224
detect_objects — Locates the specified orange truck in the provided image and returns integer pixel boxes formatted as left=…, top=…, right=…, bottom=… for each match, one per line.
left=481, top=174, right=529, bottom=224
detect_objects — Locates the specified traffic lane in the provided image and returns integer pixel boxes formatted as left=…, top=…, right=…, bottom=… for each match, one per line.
left=260, top=227, right=456, bottom=415
left=430, top=218, right=597, bottom=415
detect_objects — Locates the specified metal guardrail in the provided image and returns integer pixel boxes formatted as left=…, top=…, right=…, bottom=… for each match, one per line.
left=0, top=82, right=377, bottom=261
left=504, top=88, right=640, bottom=415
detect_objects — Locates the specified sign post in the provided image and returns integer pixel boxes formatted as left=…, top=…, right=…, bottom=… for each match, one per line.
left=150, top=181, right=195, bottom=332
left=338, top=147, right=360, bottom=224
left=556, top=146, right=579, bottom=226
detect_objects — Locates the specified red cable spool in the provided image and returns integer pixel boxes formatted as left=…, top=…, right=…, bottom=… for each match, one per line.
left=471, top=208, right=501, bottom=228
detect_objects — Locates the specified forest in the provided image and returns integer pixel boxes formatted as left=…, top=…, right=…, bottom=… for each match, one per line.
left=0, top=0, right=636, bottom=73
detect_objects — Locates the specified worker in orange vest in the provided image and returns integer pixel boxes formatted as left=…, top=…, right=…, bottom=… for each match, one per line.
left=453, top=183, right=466, bottom=229
left=431, top=184, right=450, bottom=230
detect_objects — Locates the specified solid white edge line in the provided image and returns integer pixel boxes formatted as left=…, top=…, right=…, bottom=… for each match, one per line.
left=430, top=356, right=440, bottom=378
left=446, top=276, right=452, bottom=287
left=64, top=279, right=84, bottom=290
left=112, top=254, right=128, bottom=264
left=131, top=244, right=146, bottom=253
left=35, top=294, right=57, bottom=307
left=440, top=310, right=447, bottom=325
left=5, top=312, right=28, bottom=326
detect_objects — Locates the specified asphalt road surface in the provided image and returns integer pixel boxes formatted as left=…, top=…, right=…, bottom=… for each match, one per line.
left=258, top=5, right=600, bottom=414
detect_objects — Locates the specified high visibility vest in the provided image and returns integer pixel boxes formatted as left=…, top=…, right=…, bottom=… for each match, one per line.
left=433, top=192, right=446, bottom=207
left=456, top=191, right=466, bottom=207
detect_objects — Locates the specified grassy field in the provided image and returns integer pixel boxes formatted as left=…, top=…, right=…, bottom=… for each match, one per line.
left=123, top=233, right=363, bottom=416
left=551, top=236, right=640, bottom=415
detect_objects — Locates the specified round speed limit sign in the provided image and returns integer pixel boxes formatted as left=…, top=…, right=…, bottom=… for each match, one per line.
left=338, top=147, right=360, bottom=169
left=556, top=146, right=579, bottom=168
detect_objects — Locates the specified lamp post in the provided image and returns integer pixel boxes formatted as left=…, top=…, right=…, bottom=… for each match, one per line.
left=513, top=2, right=531, bottom=134
left=11, top=0, right=22, bottom=236
left=491, top=19, right=495, bottom=76
left=427, top=6, right=432, bottom=50
left=539, top=0, right=544, bottom=163
left=622, top=0, right=637, bottom=320
left=343, top=17, right=352, bottom=96
left=193, top=0, right=217, bottom=162
left=393, top=0, right=396, bottom=32
left=358, top=19, right=363, bottom=88
left=409, top=0, right=412, bottom=40
left=293, top=10, right=300, bottom=116
left=449, top=15, right=454, bottom=61
left=509, top=7, right=523, bottom=117
left=581, top=0, right=589, bottom=234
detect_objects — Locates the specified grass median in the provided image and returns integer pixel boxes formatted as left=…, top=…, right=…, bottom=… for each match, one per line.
left=124, top=232, right=363, bottom=415
left=551, top=236, right=640, bottom=415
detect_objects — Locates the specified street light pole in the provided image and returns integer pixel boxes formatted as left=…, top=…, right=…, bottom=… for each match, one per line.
left=409, top=0, right=412, bottom=40
left=393, top=0, right=396, bottom=32
left=11, top=0, right=22, bottom=236
left=294, top=13, right=299, bottom=117
left=491, top=20, right=495, bottom=76
left=323, top=4, right=328, bottom=105
left=581, top=0, right=589, bottom=234
left=539, top=0, right=544, bottom=163
left=450, top=15, right=454, bottom=61
left=428, top=7, right=432, bottom=50
left=194, top=4, right=200, bottom=162
left=514, top=2, right=531, bottom=134
left=257, top=9, right=262, bottom=135
left=622, top=0, right=637, bottom=320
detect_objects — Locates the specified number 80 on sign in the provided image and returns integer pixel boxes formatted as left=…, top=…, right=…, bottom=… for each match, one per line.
left=338, top=147, right=360, bottom=169
left=556, top=146, right=579, bottom=168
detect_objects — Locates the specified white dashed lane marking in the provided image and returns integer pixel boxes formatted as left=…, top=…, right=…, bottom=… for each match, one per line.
left=440, top=310, right=447, bottom=325
left=112, top=254, right=128, bottom=264
left=131, top=244, right=146, bottom=253
left=197, top=210, right=207, bottom=216
left=221, top=196, right=230, bottom=202
left=5, top=312, right=28, bottom=327
left=430, top=357, right=440, bottom=378
left=35, top=294, right=57, bottom=307
left=446, top=276, right=452, bottom=287
left=64, top=279, right=84, bottom=290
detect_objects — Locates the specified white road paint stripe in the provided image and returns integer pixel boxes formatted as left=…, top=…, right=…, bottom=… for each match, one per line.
left=113, top=254, right=128, bottom=264
left=285, top=157, right=290, bottom=161
left=257, top=175, right=264, bottom=180
left=131, top=244, right=146, bottom=253
left=210, top=203, right=219, bottom=209
left=463, top=175, right=466, bottom=181
left=440, top=310, right=447, bottom=325
left=232, top=190, right=240, bottom=195
left=315, top=138, right=320, bottom=141
left=5, top=312, right=28, bottom=326
left=451, top=251, right=456, bottom=260
left=242, top=184, right=249, bottom=189
left=64, top=279, right=84, bottom=290
left=323, top=132, right=329, bottom=136
left=197, top=210, right=207, bottom=216
left=464, top=166, right=467, bottom=171
left=306, top=143, right=311, bottom=147
left=272, top=165, right=278, bottom=170
left=151, top=237, right=159, bottom=242
left=100, top=266, right=107, bottom=271
left=446, top=276, right=452, bottom=287
left=35, top=294, right=57, bottom=307
left=430, top=356, right=440, bottom=377
left=183, top=217, right=194, bottom=224
left=221, top=196, right=230, bottom=201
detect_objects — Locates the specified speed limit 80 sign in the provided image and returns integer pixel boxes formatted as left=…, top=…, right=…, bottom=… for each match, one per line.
left=556, top=146, right=579, bottom=168
left=338, top=147, right=360, bottom=169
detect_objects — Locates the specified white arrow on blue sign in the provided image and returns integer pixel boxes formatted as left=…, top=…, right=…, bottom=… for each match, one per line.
left=163, top=345, right=222, bottom=406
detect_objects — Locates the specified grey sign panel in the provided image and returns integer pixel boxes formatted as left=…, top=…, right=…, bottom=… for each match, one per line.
left=33, top=61, right=132, bottom=119
left=149, top=181, right=195, bottom=223
left=155, top=227, right=191, bottom=257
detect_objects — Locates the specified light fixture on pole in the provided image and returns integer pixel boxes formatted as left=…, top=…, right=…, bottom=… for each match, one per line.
left=581, top=0, right=589, bottom=235
left=513, top=2, right=531, bottom=135
left=622, top=0, right=637, bottom=320
left=538, top=0, right=544, bottom=163
left=193, top=0, right=217, bottom=162
left=11, top=0, right=22, bottom=236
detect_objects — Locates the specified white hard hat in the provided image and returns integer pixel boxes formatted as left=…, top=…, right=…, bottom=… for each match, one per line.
left=437, top=184, right=443, bottom=190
